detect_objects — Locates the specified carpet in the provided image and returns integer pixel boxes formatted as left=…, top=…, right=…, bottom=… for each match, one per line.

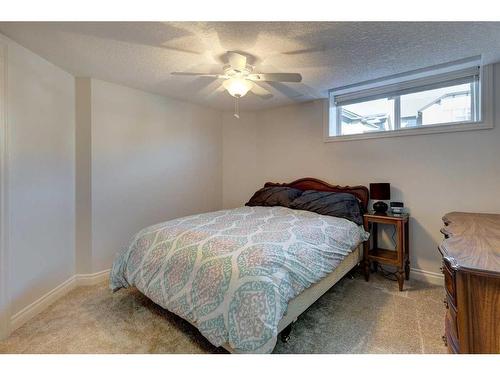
left=0, top=270, right=447, bottom=354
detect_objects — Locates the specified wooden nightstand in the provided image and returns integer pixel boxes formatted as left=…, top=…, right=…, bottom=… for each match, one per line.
left=363, top=212, right=410, bottom=291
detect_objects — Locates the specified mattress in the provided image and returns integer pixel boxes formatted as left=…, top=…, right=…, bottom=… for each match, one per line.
left=222, top=246, right=362, bottom=353
left=110, top=206, right=369, bottom=353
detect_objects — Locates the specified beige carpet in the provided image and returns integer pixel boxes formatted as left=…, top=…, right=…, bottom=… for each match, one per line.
left=0, top=270, right=447, bottom=354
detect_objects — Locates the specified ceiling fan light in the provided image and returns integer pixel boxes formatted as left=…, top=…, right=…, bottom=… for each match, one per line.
left=223, top=78, right=253, bottom=98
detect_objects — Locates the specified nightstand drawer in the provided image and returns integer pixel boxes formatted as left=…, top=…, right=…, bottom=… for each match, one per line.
left=442, top=260, right=456, bottom=305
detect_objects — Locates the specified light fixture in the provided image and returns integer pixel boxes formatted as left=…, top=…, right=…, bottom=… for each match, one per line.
left=223, top=78, right=254, bottom=119
left=223, top=78, right=253, bottom=98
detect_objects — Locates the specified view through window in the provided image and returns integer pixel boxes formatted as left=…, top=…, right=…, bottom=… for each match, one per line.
left=329, top=62, right=482, bottom=138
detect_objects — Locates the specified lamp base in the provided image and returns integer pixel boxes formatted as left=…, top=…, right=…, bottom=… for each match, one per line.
left=373, top=201, right=388, bottom=214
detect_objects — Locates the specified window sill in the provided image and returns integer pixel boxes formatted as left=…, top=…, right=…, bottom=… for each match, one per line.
left=323, top=121, right=494, bottom=143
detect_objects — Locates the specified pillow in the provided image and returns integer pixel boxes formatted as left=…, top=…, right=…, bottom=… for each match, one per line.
left=245, top=186, right=303, bottom=208
left=289, top=190, right=364, bottom=225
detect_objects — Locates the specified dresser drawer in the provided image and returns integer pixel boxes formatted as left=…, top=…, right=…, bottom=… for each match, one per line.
left=445, top=308, right=460, bottom=353
left=442, top=260, right=456, bottom=305
left=447, top=300, right=458, bottom=339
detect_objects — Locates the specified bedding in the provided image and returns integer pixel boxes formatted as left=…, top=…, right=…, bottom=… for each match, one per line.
left=245, top=186, right=303, bottom=208
left=110, top=206, right=369, bottom=353
left=289, top=190, right=364, bottom=225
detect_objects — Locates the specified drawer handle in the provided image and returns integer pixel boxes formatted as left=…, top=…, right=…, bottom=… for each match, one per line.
left=440, top=266, right=444, bottom=274
left=442, top=335, right=448, bottom=346
left=443, top=297, right=449, bottom=309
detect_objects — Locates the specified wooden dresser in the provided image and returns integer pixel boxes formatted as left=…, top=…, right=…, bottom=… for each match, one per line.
left=439, top=212, right=500, bottom=354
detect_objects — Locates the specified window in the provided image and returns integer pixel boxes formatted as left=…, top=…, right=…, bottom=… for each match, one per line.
left=340, top=97, right=395, bottom=135
left=400, top=82, right=477, bottom=128
left=326, top=58, right=493, bottom=141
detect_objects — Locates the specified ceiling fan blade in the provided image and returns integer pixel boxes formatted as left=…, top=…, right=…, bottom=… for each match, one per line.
left=209, top=84, right=227, bottom=98
left=227, top=52, right=247, bottom=71
left=248, top=73, right=302, bottom=83
left=171, top=72, right=223, bottom=78
left=160, top=46, right=202, bottom=55
left=250, top=83, right=273, bottom=99
left=197, top=81, right=227, bottom=99
left=281, top=47, right=325, bottom=55
left=265, top=81, right=304, bottom=100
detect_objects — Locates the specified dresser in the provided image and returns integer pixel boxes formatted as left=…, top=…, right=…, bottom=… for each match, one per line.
left=439, top=212, right=500, bottom=354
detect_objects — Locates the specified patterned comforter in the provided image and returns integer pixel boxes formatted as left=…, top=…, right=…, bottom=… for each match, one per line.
left=110, top=206, right=369, bottom=353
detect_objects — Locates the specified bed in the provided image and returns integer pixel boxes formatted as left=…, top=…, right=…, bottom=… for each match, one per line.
left=110, top=178, right=369, bottom=353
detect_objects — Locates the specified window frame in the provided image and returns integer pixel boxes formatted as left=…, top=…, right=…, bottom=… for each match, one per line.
left=324, top=63, right=494, bottom=142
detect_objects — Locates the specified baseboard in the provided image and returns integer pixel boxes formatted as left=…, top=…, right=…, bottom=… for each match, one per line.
left=9, top=269, right=110, bottom=332
left=75, top=269, right=110, bottom=286
left=372, top=263, right=444, bottom=286
left=6, top=266, right=440, bottom=335
left=410, top=267, right=444, bottom=286
left=10, top=276, right=77, bottom=332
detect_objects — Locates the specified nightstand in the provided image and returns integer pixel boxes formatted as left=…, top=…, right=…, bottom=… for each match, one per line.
left=363, top=212, right=410, bottom=291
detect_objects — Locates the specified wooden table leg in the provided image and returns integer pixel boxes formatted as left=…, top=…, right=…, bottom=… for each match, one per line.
left=397, top=221, right=405, bottom=291
left=396, top=270, right=404, bottom=291
left=404, top=220, right=410, bottom=280
left=369, top=222, right=378, bottom=275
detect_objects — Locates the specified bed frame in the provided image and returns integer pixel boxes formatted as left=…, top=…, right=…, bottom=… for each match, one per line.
left=222, top=178, right=369, bottom=353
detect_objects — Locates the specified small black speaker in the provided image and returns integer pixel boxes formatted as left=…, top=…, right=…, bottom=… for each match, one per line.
left=373, top=201, right=388, bottom=214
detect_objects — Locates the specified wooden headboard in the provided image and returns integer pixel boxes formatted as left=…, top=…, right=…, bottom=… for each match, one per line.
left=264, top=177, right=369, bottom=211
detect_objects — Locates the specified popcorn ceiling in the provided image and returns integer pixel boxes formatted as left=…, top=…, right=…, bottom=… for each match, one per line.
left=1, top=22, right=499, bottom=111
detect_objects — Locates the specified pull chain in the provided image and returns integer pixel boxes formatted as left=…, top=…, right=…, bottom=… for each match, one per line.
left=234, top=96, right=240, bottom=119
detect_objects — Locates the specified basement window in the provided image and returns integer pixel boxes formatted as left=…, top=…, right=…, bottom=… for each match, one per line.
left=325, top=57, right=494, bottom=141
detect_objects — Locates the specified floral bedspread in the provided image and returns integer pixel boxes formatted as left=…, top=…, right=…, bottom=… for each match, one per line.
left=110, top=206, right=369, bottom=353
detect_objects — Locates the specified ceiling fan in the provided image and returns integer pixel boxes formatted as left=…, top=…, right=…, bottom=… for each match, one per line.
left=171, top=51, right=302, bottom=118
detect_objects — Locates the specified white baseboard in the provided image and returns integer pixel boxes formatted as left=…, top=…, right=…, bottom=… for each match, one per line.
left=6, top=266, right=442, bottom=336
left=10, top=276, right=77, bottom=332
left=9, top=269, right=110, bottom=332
left=75, top=269, right=110, bottom=286
left=410, top=267, right=444, bottom=286
left=372, top=263, right=444, bottom=286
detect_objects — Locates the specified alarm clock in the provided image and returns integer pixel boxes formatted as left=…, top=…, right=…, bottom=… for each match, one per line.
left=390, top=201, right=404, bottom=214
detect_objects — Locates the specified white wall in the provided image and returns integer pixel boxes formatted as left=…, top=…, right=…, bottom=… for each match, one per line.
left=1, top=35, right=76, bottom=315
left=0, top=39, right=8, bottom=339
left=222, top=64, right=499, bottom=275
left=75, top=78, right=92, bottom=274
left=90, top=79, right=222, bottom=272
left=222, top=111, right=260, bottom=208
left=0, top=35, right=224, bottom=331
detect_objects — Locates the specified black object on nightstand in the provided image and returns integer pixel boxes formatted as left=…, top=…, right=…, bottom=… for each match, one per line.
left=363, top=212, right=410, bottom=291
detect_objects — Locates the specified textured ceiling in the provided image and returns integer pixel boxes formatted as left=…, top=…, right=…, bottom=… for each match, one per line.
left=1, top=22, right=500, bottom=111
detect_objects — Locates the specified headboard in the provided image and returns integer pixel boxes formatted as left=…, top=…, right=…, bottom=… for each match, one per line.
left=264, top=177, right=369, bottom=211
